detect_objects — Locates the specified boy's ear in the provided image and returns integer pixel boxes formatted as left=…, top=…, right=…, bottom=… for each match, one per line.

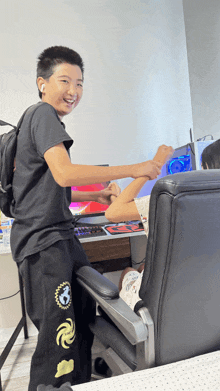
left=37, top=77, right=46, bottom=94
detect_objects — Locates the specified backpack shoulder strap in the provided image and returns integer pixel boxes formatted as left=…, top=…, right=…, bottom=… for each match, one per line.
left=15, top=105, right=33, bottom=135
left=16, top=102, right=45, bottom=135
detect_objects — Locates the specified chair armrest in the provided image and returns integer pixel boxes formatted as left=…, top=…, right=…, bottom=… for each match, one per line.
left=76, top=265, right=119, bottom=299
left=76, top=266, right=148, bottom=345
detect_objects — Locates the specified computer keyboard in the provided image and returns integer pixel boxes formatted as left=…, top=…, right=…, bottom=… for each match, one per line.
left=73, top=225, right=107, bottom=239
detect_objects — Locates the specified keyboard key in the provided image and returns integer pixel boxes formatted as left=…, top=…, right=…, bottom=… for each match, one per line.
left=74, top=225, right=107, bottom=238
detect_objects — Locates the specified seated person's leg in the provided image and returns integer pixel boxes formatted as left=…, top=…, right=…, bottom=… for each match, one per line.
left=119, top=267, right=144, bottom=310
left=119, top=267, right=138, bottom=291
left=138, top=263, right=145, bottom=273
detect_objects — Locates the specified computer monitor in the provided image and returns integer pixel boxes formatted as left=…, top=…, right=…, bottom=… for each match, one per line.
left=137, top=140, right=215, bottom=198
left=69, top=181, right=110, bottom=218
left=166, top=140, right=215, bottom=174
left=166, top=144, right=195, bottom=175
left=69, top=165, right=110, bottom=219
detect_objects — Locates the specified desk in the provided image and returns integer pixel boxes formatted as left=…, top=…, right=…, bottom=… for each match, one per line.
left=72, top=351, right=220, bottom=391
left=79, top=227, right=146, bottom=274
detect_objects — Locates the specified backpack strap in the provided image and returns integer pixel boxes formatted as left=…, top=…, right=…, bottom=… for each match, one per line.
left=15, top=105, right=34, bottom=135
left=16, top=102, right=46, bottom=135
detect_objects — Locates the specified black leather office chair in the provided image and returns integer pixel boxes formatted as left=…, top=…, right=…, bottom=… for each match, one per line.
left=76, top=169, right=220, bottom=376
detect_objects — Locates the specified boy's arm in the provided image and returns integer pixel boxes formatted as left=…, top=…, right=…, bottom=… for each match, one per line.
left=44, top=143, right=161, bottom=187
left=105, top=145, right=174, bottom=223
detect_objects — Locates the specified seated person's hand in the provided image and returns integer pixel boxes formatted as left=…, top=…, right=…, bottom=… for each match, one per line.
left=153, top=145, right=174, bottom=166
left=108, top=181, right=121, bottom=203
left=97, top=182, right=121, bottom=205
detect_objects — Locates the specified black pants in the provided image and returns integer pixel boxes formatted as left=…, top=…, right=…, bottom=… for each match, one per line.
left=18, top=238, right=95, bottom=391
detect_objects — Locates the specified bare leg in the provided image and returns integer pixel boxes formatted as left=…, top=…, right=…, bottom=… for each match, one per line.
left=119, top=267, right=136, bottom=291
left=137, top=263, right=145, bottom=273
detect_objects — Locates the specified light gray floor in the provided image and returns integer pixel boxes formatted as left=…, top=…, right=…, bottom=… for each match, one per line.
left=0, top=328, right=37, bottom=391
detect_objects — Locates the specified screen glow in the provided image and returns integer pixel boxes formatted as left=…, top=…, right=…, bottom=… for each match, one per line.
left=69, top=183, right=109, bottom=216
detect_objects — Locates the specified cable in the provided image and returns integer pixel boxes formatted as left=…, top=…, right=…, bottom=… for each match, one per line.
left=197, top=134, right=214, bottom=141
left=0, top=290, right=20, bottom=301
left=132, top=256, right=146, bottom=266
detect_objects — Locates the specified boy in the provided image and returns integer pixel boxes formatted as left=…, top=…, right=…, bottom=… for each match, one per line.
left=11, top=46, right=162, bottom=390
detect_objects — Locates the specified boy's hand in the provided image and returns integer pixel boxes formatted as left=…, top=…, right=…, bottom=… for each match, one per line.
left=132, top=160, right=162, bottom=180
left=131, top=145, right=174, bottom=179
left=153, top=145, right=174, bottom=166
left=96, top=182, right=121, bottom=205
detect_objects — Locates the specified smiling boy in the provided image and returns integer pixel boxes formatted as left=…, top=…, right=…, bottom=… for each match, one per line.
left=10, top=46, right=162, bottom=390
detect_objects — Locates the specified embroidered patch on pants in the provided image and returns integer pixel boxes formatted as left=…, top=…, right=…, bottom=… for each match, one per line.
left=55, top=359, right=74, bottom=378
left=55, top=282, right=72, bottom=310
left=56, top=318, right=76, bottom=349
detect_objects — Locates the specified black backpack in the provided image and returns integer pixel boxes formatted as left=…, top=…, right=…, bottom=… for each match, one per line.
left=0, top=109, right=30, bottom=218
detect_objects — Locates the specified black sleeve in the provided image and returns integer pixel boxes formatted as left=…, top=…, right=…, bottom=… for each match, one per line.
left=31, top=103, right=73, bottom=157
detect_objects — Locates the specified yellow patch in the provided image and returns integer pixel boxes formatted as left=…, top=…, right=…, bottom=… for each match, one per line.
left=56, top=318, right=76, bottom=349
left=55, top=359, right=74, bottom=378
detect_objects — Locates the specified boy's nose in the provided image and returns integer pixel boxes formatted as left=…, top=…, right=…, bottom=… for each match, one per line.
left=68, top=83, right=77, bottom=95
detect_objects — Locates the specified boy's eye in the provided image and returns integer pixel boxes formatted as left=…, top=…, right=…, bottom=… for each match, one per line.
left=61, top=80, right=69, bottom=83
left=77, top=83, right=83, bottom=87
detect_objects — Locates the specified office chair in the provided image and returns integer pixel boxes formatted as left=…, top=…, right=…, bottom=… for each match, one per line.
left=76, top=169, right=220, bottom=376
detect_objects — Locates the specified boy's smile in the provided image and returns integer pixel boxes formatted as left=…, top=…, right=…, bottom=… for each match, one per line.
left=38, top=63, right=83, bottom=119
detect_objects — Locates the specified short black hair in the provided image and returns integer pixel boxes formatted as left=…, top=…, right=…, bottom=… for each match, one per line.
left=37, top=45, right=84, bottom=98
left=201, top=139, right=220, bottom=169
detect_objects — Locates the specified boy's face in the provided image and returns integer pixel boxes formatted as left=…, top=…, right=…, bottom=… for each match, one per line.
left=38, top=63, right=83, bottom=119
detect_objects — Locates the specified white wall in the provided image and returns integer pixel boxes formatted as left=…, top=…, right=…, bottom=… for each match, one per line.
left=0, top=0, right=192, bottom=327
left=0, top=0, right=193, bottom=197
left=0, top=0, right=192, bottom=166
left=183, top=0, right=220, bottom=141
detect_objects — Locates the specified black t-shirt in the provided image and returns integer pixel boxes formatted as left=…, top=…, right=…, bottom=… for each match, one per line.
left=10, top=102, right=75, bottom=263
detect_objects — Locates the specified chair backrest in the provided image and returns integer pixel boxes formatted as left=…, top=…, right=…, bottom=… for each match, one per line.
left=140, top=169, right=220, bottom=366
